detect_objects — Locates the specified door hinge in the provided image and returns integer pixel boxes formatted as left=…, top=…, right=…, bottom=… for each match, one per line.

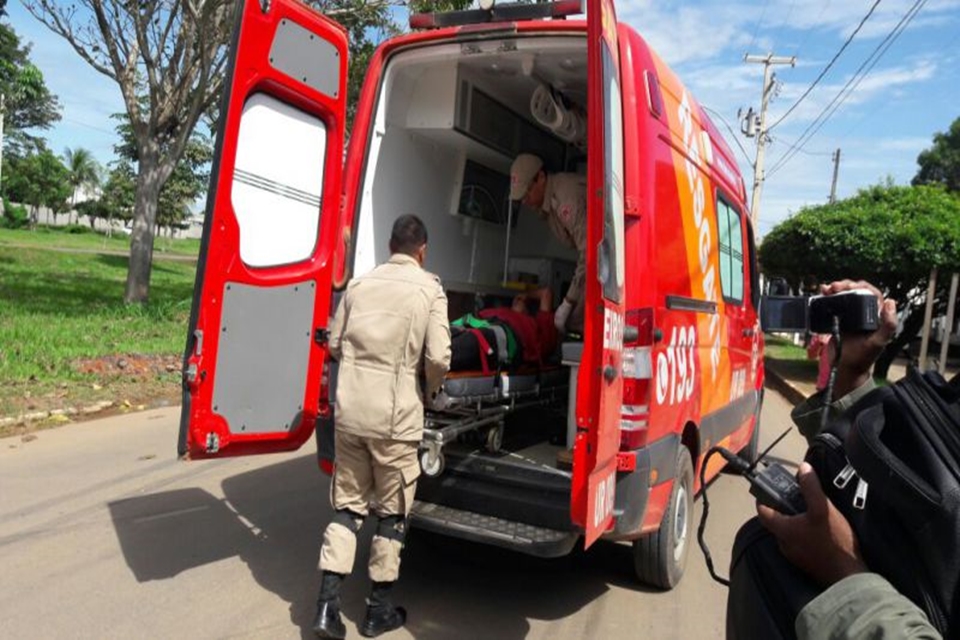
left=314, top=328, right=330, bottom=346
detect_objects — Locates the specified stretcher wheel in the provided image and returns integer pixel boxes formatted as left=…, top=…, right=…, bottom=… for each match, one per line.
left=420, top=448, right=444, bottom=477
left=485, top=424, right=503, bottom=453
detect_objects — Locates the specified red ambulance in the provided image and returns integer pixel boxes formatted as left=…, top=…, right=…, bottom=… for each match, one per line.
left=179, top=0, right=765, bottom=588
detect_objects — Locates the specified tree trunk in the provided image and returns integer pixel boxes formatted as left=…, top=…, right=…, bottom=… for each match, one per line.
left=875, top=303, right=928, bottom=379
left=124, top=156, right=165, bottom=304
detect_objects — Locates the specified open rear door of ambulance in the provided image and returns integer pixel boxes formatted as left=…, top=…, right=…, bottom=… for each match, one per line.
left=178, top=0, right=348, bottom=459
left=572, top=0, right=627, bottom=548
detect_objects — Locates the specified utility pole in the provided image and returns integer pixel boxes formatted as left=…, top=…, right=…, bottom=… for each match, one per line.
left=0, top=93, right=5, bottom=205
left=919, top=268, right=938, bottom=372
left=829, top=148, right=841, bottom=204
left=939, top=273, right=959, bottom=374
left=743, top=53, right=796, bottom=228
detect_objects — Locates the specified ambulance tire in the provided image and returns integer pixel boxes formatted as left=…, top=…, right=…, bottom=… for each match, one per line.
left=632, top=448, right=693, bottom=590
left=740, top=396, right=763, bottom=465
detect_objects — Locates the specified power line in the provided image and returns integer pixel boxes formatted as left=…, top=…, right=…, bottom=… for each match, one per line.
left=770, top=0, right=926, bottom=176
left=61, top=116, right=116, bottom=137
left=767, top=0, right=882, bottom=132
left=794, top=147, right=834, bottom=157
left=701, top=105, right=754, bottom=170
left=746, top=0, right=771, bottom=53
left=767, top=0, right=928, bottom=177
left=792, top=0, right=833, bottom=59
left=780, top=0, right=798, bottom=34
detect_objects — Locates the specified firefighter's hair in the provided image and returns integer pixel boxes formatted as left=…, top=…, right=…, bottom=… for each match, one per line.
left=389, top=214, right=428, bottom=256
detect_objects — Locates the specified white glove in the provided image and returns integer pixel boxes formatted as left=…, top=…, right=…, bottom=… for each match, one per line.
left=554, top=299, right=573, bottom=332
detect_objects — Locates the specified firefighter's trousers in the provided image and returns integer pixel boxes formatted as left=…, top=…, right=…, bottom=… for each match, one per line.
left=318, top=432, right=420, bottom=583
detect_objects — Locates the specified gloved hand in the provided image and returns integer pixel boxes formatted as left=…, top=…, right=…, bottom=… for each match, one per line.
left=554, top=299, right=573, bottom=332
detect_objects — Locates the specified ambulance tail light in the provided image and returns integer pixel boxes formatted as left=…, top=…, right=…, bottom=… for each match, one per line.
left=621, top=308, right=654, bottom=450
left=318, top=359, right=332, bottom=418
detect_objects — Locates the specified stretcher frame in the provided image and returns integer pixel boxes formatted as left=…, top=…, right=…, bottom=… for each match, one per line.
left=419, top=371, right=567, bottom=477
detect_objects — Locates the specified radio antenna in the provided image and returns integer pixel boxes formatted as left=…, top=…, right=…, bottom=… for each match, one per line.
left=747, top=426, right=793, bottom=474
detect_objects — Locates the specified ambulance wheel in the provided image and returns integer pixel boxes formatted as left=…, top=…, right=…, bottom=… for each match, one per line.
left=740, top=391, right=764, bottom=465
left=420, top=449, right=444, bottom=478
left=485, top=424, right=503, bottom=453
left=633, top=447, right=693, bottom=589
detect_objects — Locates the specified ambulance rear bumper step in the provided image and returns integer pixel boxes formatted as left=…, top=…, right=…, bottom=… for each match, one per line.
left=409, top=500, right=579, bottom=558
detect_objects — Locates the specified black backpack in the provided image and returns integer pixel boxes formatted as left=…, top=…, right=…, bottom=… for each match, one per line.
left=728, top=367, right=960, bottom=639
left=804, top=367, right=960, bottom=637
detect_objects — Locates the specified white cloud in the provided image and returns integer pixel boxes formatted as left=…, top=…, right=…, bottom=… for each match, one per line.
left=765, top=59, right=937, bottom=127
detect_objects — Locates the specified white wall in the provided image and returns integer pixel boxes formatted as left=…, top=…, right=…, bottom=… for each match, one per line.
left=354, top=126, right=575, bottom=286
left=352, top=56, right=576, bottom=287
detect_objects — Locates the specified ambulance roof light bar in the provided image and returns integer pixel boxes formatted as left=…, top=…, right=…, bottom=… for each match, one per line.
left=410, top=0, right=585, bottom=30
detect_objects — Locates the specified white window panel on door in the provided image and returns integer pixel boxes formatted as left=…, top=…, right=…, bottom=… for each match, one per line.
left=231, top=93, right=327, bottom=268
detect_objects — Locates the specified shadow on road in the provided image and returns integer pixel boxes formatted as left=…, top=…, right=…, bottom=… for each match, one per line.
left=108, top=454, right=657, bottom=639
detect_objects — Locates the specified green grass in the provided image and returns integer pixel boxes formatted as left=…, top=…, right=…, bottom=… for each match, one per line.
left=764, top=334, right=812, bottom=361
left=763, top=334, right=819, bottom=385
left=0, top=244, right=197, bottom=421
left=0, top=225, right=201, bottom=256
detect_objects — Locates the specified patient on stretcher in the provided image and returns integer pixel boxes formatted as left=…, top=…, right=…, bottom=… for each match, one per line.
left=449, top=288, right=559, bottom=373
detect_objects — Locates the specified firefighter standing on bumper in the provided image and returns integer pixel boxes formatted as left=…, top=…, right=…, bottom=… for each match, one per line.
left=510, top=153, right=588, bottom=333
left=313, top=214, right=451, bottom=639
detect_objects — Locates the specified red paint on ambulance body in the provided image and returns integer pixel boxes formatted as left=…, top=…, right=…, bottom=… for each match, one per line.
left=180, top=0, right=764, bottom=579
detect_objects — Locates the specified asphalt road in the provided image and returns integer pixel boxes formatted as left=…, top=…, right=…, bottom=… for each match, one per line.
left=0, top=389, right=805, bottom=640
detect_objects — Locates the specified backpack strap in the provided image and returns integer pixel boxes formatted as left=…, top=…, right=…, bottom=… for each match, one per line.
left=487, top=325, right=510, bottom=365
left=466, top=328, right=493, bottom=376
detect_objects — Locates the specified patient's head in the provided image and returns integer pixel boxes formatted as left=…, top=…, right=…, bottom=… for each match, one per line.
left=511, top=295, right=530, bottom=315
left=510, top=288, right=552, bottom=315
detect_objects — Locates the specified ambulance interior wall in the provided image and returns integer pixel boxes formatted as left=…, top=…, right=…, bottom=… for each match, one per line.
left=351, top=55, right=577, bottom=291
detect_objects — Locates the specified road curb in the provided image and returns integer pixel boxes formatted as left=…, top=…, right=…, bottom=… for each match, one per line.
left=763, top=360, right=807, bottom=407
left=0, top=401, right=116, bottom=430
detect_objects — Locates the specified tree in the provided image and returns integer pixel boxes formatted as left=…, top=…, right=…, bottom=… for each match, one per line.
left=0, top=20, right=61, bottom=156
left=23, top=0, right=233, bottom=303
left=22, top=0, right=472, bottom=303
left=913, top=116, right=960, bottom=193
left=76, top=159, right=135, bottom=231
left=759, top=183, right=960, bottom=379
left=64, top=147, right=101, bottom=223
left=112, top=111, right=211, bottom=235
left=2, top=148, right=70, bottom=225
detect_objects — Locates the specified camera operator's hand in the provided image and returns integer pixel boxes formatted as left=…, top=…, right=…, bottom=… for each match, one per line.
left=820, top=280, right=898, bottom=398
left=757, top=462, right=867, bottom=587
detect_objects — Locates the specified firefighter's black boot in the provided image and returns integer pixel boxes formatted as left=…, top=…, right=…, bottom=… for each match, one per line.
left=312, top=572, right=346, bottom=640
left=359, top=581, right=406, bottom=637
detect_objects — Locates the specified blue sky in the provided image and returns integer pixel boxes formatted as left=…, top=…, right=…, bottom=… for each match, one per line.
left=7, top=0, right=960, bottom=236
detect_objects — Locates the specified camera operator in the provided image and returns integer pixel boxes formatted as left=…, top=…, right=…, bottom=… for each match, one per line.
left=757, top=280, right=942, bottom=639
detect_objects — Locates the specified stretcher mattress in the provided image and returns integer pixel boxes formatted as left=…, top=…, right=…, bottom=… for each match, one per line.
left=442, top=367, right=567, bottom=398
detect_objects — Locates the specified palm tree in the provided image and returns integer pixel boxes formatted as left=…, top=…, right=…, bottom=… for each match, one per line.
left=64, top=147, right=101, bottom=225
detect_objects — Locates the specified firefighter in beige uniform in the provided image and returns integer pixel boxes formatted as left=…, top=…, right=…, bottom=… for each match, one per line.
left=312, top=215, right=451, bottom=640
left=510, top=153, right=587, bottom=333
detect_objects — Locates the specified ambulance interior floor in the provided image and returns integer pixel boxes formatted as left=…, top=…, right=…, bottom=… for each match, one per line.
left=438, top=406, right=572, bottom=476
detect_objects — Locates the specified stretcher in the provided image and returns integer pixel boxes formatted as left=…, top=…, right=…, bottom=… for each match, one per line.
left=419, top=366, right=567, bottom=477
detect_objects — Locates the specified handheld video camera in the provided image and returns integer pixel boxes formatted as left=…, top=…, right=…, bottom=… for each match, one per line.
left=761, top=289, right=880, bottom=334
